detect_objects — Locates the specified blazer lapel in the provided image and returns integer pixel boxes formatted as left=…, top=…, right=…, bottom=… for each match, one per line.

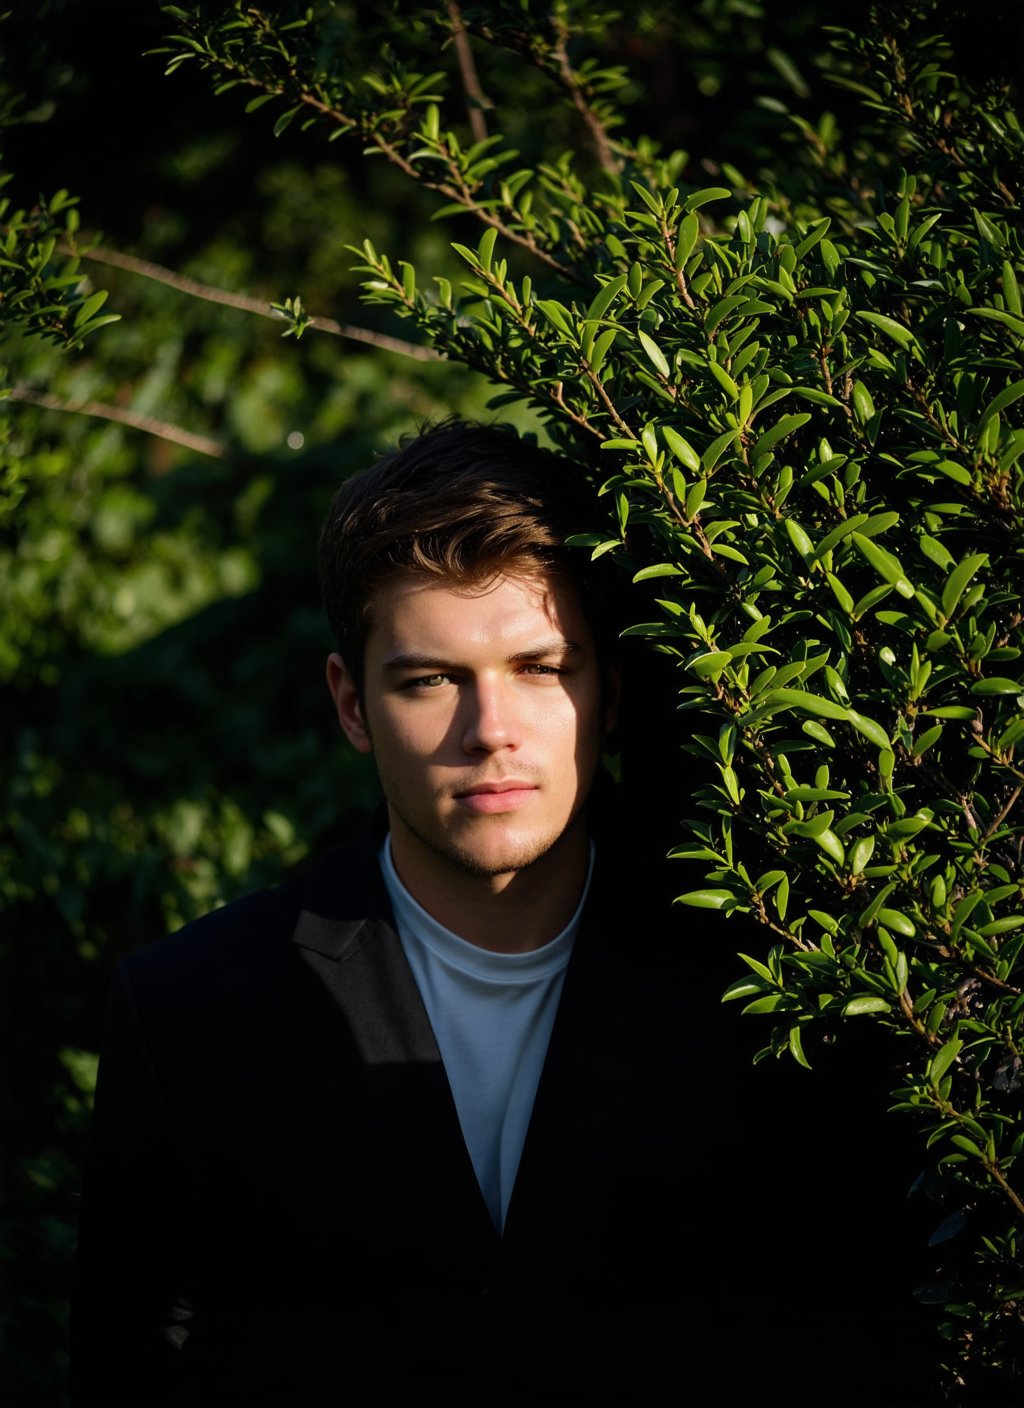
left=502, top=901, right=660, bottom=1247
left=284, top=837, right=497, bottom=1243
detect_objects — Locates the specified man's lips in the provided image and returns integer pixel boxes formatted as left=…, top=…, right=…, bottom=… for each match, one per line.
left=454, top=781, right=539, bottom=814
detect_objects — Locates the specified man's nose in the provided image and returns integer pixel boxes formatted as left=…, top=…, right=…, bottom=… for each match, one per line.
left=462, top=678, right=521, bottom=754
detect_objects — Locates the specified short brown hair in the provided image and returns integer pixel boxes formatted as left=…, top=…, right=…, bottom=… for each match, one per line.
left=318, top=420, right=610, bottom=692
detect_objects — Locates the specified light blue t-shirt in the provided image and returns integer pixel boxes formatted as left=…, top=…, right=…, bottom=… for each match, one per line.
left=380, top=837, right=593, bottom=1232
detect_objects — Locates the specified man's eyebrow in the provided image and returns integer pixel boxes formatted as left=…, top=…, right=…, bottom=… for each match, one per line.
left=382, top=653, right=461, bottom=673
left=382, top=639, right=582, bottom=672
left=507, top=638, right=582, bottom=663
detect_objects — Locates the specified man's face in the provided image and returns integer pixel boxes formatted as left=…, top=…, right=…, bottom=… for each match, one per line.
left=327, top=571, right=614, bottom=886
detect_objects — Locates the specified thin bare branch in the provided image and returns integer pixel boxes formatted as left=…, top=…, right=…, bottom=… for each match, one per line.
left=7, top=385, right=227, bottom=459
left=67, top=244, right=441, bottom=361
left=446, top=2, right=489, bottom=145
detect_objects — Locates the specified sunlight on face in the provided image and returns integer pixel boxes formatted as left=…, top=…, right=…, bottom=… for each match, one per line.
left=341, top=572, right=611, bottom=886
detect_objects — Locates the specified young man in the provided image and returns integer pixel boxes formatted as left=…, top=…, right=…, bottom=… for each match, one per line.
left=70, top=421, right=688, bottom=1407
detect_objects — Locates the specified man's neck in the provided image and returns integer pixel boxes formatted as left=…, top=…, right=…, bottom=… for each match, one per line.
left=386, top=815, right=591, bottom=954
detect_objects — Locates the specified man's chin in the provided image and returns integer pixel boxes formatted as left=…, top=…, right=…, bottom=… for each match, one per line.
left=436, top=836, right=555, bottom=880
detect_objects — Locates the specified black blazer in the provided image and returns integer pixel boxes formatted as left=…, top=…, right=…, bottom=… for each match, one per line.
left=70, top=828, right=691, bottom=1407
left=70, top=826, right=939, bottom=1407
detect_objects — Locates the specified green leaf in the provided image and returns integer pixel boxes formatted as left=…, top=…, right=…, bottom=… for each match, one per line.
left=859, top=511, right=900, bottom=539
left=638, top=330, right=670, bottom=378
left=853, top=533, right=913, bottom=596
left=977, top=916, right=1024, bottom=936
left=708, top=359, right=739, bottom=400
left=632, top=563, right=682, bottom=581
left=802, top=720, right=836, bottom=748
left=788, top=1024, right=812, bottom=1069
left=970, top=677, right=1022, bottom=696
left=688, top=651, right=732, bottom=679
left=976, top=378, right=1024, bottom=437
left=702, top=430, right=738, bottom=470
left=794, top=218, right=831, bottom=260
left=941, top=554, right=987, bottom=619
left=273, top=105, right=301, bottom=138
left=683, top=186, right=731, bottom=211
left=848, top=835, right=875, bottom=874
left=814, top=828, right=845, bottom=865
left=662, top=425, right=701, bottom=471
left=812, top=515, right=869, bottom=561
left=586, top=273, right=628, bottom=323
left=675, top=889, right=736, bottom=909
left=973, top=211, right=1006, bottom=248
left=968, top=307, right=1024, bottom=337
left=843, top=996, right=892, bottom=1016
left=477, top=225, right=498, bottom=273
left=950, top=1133, right=984, bottom=1157
left=784, top=518, right=814, bottom=559
left=847, top=711, right=891, bottom=750
left=752, top=413, right=811, bottom=462
left=878, top=908, right=915, bottom=937
left=855, top=310, right=917, bottom=349
left=73, top=289, right=108, bottom=328
left=590, top=327, right=619, bottom=372
left=722, top=976, right=769, bottom=1002
left=930, top=1036, right=963, bottom=1086
left=676, top=212, right=700, bottom=264
left=766, top=688, right=849, bottom=721
left=535, top=299, right=575, bottom=336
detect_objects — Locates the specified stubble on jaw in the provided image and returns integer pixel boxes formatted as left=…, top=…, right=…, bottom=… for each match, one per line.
left=377, top=757, right=591, bottom=883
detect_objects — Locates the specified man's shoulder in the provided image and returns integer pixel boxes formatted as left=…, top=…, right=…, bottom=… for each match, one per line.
left=119, top=828, right=386, bottom=996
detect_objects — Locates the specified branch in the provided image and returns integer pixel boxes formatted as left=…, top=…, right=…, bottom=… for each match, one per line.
left=550, top=32, right=620, bottom=175
left=983, top=784, right=1022, bottom=842
left=177, top=40, right=582, bottom=284
left=581, top=362, right=636, bottom=438
left=446, top=2, right=489, bottom=145
left=7, top=385, right=226, bottom=459
left=987, top=1157, right=1024, bottom=1219
left=550, top=380, right=603, bottom=440
left=67, top=244, right=441, bottom=361
left=293, top=92, right=582, bottom=282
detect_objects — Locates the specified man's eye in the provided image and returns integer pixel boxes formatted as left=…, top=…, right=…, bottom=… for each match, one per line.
left=406, top=673, right=450, bottom=689
left=522, top=664, right=563, bottom=676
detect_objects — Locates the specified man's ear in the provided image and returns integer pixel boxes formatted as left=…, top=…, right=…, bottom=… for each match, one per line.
left=326, top=653, right=372, bottom=755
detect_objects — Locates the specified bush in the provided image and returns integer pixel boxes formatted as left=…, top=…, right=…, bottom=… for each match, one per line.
left=3, top=0, right=1022, bottom=1397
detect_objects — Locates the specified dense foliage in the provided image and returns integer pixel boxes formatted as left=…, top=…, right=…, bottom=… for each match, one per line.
left=2, top=0, right=1022, bottom=1400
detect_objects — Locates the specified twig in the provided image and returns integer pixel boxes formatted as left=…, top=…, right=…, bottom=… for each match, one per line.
left=983, top=784, right=1023, bottom=841
left=68, top=244, right=441, bottom=361
left=987, top=1156, right=1024, bottom=1219
left=581, top=363, right=636, bottom=438
left=265, top=80, right=583, bottom=283
left=550, top=32, right=619, bottom=175
left=550, top=380, right=602, bottom=439
left=179, top=41, right=582, bottom=284
left=898, top=986, right=932, bottom=1042
left=446, top=2, right=489, bottom=145
left=7, top=385, right=226, bottom=459
left=751, top=891, right=811, bottom=951
left=659, top=214, right=696, bottom=311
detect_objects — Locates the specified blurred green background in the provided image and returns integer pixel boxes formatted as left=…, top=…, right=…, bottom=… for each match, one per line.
left=3, top=2, right=1021, bottom=1402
